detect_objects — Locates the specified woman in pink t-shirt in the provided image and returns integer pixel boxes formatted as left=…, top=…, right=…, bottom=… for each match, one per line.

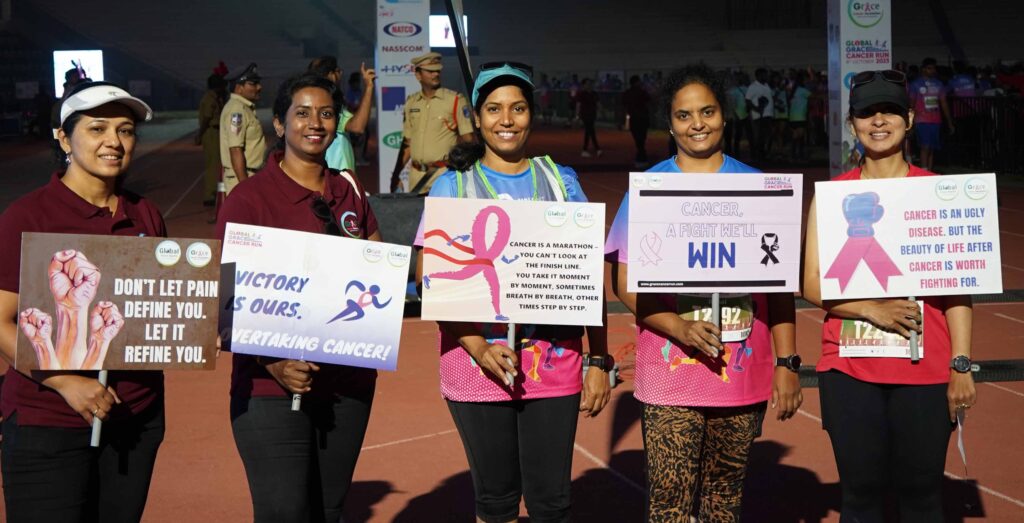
left=606, top=64, right=801, bottom=522
left=803, top=70, right=975, bottom=521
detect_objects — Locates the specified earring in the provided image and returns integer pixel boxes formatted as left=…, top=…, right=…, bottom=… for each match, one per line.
left=64, top=150, right=71, bottom=165
left=669, top=130, right=675, bottom=136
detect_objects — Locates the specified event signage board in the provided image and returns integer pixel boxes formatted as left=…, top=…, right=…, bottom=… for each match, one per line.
left=16, top=233, right=221, bottom=371
left=420, top=198, right=605, bottom=326
left=815, top=173, right=1002, bottom=300
left=220, top=223, right=410, bottom=371
left=828, top=0, right=893, bottom=175
left=626, top=173, right=804, bottom=293
left=375, top=0, right=429, bottom=192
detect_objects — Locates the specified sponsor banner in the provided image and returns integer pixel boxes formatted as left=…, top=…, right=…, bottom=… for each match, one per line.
left=421, top=198, right=605, bottom=326
left=816, top=173, right=1002, bottom=300
left=220, top=224, right=410, bottom=371
left=16, top=234, right=221, bottom=371
left=376, top=0, right=429, bottom=192
left=627, top=173, right=804, bottom=293
left=828, top=0, right=892, bottom=175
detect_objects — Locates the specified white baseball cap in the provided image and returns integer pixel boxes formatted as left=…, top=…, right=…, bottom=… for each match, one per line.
left=60, top=81, right=153, bottom=127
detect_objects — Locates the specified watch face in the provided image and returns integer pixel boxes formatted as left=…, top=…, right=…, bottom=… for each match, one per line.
left=952, top=356, right=971, bottom=372
left=789, top=354, right=802, bottom=370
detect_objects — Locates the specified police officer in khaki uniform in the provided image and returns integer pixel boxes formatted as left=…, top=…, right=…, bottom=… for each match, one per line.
left=219, top=63, right=266, bottom=194
left=197, top=73, right=227, bottom=205
left=390, top=52, right=475, bottom=193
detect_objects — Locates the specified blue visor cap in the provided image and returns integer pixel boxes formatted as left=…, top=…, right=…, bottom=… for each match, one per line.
left=472, top=65, right=534, bottom=106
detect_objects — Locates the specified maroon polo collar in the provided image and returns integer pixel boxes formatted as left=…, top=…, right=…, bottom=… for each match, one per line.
left=265, top=150, right=350, bottom=205
left=46, top=171, right=128, bottom=220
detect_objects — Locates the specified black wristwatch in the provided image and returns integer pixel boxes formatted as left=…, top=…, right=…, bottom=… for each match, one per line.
left=586, top=354, right=614, bottom=372
left=950, top=355, right=972, bottom=373
left=775, top=354, right=802, bottom=372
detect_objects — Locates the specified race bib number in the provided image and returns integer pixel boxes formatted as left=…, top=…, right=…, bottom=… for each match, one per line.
left=923, top=95, right=940, bottom=111
left=679, top=294, right=754, bottom=343
left=839, top=301, right=924, bottom=358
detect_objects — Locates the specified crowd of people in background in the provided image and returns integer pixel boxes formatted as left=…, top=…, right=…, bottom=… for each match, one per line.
left=534, top=58, right=1024, bottom=170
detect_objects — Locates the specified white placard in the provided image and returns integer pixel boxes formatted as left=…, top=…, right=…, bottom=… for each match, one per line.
left=627, top=172, right=804, bottom=293
left=816, top=174, right=1002, bottom=300
left=221, top=224, right=410, bottom=370
left=421, top=198, right=605, bottom=326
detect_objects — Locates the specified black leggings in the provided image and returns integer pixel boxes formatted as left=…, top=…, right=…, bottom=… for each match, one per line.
left=819, top=370, right=952, bottom=523
left=582, top=119, right=600, bottom=151
left=231, top=391, right=374, bottom=523
left=630, top=119, right=649, bottom=162
left=447, top=394, right=580, bottom=523
left=1, top=404, right=165, bottom=523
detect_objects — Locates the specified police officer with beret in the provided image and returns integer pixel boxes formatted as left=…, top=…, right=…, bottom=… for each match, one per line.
left=390, top=52, right=474, bottom=193
left=219, top=63, right=267, bottom=194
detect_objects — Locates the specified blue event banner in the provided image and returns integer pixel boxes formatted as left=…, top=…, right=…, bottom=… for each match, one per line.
left=219, top=223, right=411, bottom=371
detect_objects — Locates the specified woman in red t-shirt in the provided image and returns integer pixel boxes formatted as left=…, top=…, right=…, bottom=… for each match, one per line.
left=803, top=70, right=976, bottom=521
left=0, top=82, right=164, bottom=522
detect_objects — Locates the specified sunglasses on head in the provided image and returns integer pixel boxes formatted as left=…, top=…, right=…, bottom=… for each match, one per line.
left=479, top=61, right=534, bottom=77
left=310, top=196, right=342, bottom=237
left=851, top=70, right=906, bottom=89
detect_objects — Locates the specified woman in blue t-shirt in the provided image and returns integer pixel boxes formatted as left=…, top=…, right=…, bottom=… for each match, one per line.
left=413, top=63, right=611, bottom=523
left=605, top=64, right=801, bottom=522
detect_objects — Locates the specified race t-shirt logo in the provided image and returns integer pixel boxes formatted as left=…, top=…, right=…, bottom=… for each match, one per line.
left=341, top=211, right=362, bottom=238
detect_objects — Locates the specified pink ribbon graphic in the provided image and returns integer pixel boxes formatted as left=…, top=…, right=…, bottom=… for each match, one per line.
left=638, top=232, right=663, bottom=266
left=824, top=234, right=902, bottom=292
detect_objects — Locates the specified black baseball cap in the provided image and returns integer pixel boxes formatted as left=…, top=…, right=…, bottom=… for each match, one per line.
left=849, top=71, right=909, bottom=112
left=230, top=63, right=261, bottom=84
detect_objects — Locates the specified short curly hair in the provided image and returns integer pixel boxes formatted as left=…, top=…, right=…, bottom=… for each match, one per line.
left=659, top=64, right=727, bottom=120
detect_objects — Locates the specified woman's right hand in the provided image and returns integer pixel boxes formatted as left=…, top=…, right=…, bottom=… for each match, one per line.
left=264, top=359, right=320, bottom=394
left=672, top=319, right=723, bottom=358
left=42, top=373, right=120, bottom=423
left=860, top=299, right=922, bottom=338
left=468, top=343, right=518, bottom=387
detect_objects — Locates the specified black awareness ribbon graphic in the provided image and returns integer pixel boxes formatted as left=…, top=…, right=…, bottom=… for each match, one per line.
left=761, top=233, right=780, bottom=266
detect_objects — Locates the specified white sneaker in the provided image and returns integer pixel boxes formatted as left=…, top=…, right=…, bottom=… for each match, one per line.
left=581, top=150, right=592, bottom=158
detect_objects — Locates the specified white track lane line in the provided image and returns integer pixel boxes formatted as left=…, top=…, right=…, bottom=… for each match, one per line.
left=360, top=429, right=457, bottom=451
left=573, top=443, right=645, bottom=493
left=162, top=170, right=206, bottom=218
left=944, top=471, right=1024, bottom=509
left=800, top=401, right=1024, bottom=509
left=994, top=313, right=1024, bottom=325
left=984, top=382, right=1024, bottom=398
left=797, top=309, right=824, bottom=324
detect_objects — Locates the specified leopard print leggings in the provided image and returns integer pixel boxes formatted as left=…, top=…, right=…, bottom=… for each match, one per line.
left=641, top=402, right=766, bottom=522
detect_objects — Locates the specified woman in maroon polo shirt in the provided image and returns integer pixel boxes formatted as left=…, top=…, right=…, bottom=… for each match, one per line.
left=215, top=73, right=380, bottom=522
left=0, top=81, right=165, bottom=522
left=803, top=70, right=975, bottom=521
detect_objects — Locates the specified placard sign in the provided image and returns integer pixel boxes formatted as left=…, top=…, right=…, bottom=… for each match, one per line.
left=627, top=172, right=804, bottom=293
left=16, top=233, right=220, bottom=371
left=816, top=173, right=1002, bottom=300
left=220, top=223, right=410, bottom=371
left=421, top=198, right=605, bottom=326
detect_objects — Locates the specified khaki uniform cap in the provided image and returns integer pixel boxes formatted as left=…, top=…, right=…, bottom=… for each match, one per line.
left=411, top=52, right=443, bottom=71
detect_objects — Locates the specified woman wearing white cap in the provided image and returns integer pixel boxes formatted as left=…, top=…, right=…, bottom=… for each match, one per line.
left=413, top=63, right=611, bottom=523
left=0, top=81, right=165, bottom=522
